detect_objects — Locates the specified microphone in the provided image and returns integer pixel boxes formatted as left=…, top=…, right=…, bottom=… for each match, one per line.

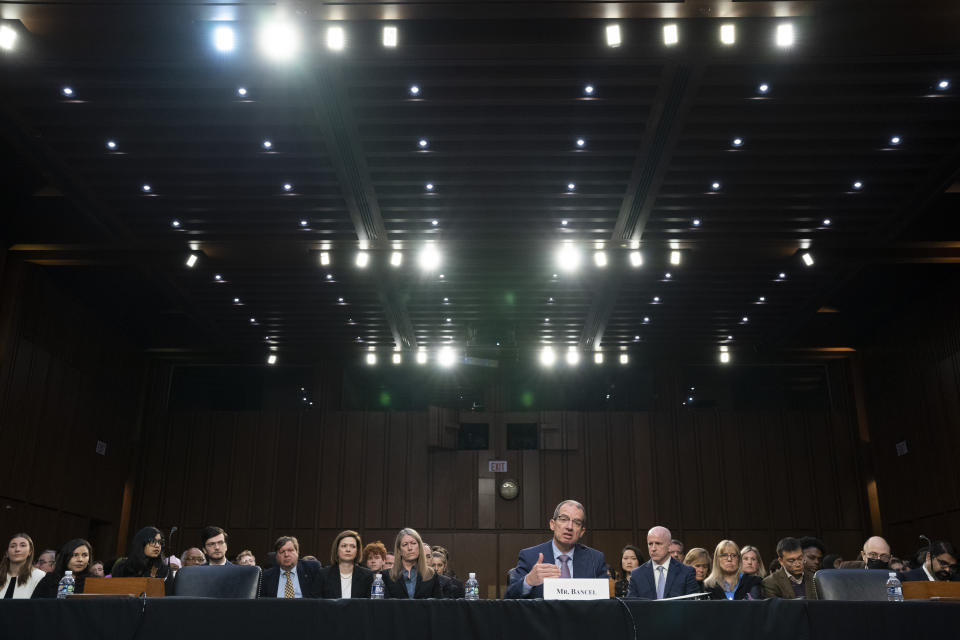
left=168, top=526, right=179, bottom=563
left=919, top=535, right=931, bottom=577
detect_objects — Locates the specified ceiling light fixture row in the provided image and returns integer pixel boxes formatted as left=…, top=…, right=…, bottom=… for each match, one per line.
left=603, top=21, right=795, bottom=49
left=210, top=23, right=401, bottom=60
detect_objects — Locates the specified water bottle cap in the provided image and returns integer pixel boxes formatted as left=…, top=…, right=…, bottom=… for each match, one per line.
left=376, top=573, right=381, bottom=578
left=469, top=572, right=476, bottom=579
left=64, top=570, right=73, bottom=575
left=889, top=571, right=896, bottom=577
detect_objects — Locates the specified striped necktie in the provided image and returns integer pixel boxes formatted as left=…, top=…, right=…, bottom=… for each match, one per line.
left=284, top=571, right=295, bottom=598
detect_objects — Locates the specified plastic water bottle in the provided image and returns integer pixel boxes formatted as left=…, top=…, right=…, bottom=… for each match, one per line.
left=886, top=572, right=903, bottom=602
left=464, top=572, right=479, bottom=600
left=371, top=572, right=385, bottom=599
left=57, top=570, right=75, bottom=599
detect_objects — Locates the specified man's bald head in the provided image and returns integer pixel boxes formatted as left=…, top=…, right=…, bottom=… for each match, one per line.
left=861, top=536, right=891, bottom=566
left=647, top=526, right=672, bottom=564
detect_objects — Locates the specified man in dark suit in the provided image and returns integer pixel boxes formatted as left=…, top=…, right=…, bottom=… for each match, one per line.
left=505, top=499, right=609, bottom=598
left=627, top=526, right=699, bottom=599
left=900, top=540, right=958, bottom=582
left=762, top=537, right=817, bottom=599
left=260, top=536, right=322, bottom=598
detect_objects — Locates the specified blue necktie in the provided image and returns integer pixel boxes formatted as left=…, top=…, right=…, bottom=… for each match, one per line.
left=656, top=566, right=666, bottom=599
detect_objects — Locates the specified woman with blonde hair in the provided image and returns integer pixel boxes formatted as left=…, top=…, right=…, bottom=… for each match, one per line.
left=704, top=540, right=763, bottom=600
left=740, top=545, right=767, bottom=578
left=384, top=528, right=441, bottom=599
left=1, top=534, right=46, bottom=598
left=682, top=548, right=711, bottom=592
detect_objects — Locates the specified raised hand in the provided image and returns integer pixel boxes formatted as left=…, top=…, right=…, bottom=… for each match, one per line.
left=525, top=552, right=562, bottom=587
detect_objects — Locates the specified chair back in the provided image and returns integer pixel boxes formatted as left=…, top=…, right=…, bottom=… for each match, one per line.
left=813, top=568, right=890, bottom=601
left=172, top=564, right=261, bottom=598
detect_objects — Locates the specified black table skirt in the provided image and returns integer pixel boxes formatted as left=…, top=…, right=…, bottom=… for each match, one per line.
left=0, top=598, right=956, bottom=640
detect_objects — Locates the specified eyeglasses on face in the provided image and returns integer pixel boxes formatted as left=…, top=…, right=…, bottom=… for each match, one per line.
left=554, top=515, right=584, bottom=528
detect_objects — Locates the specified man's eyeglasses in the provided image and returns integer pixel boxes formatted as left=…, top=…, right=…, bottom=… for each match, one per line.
left=864, top=552, right=891, bottom=562
left=554, top=515, right=584, bottom=529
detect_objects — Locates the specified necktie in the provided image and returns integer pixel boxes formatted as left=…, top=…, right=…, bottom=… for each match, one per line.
left=656, top=566, right=665, bottom=599
left=284, top=571, right=295, bottom=598
left=558, top=555, right=571, bottom=578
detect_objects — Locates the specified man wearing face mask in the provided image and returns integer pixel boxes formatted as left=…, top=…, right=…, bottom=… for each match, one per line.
left=840, top=536, right=893, bottom=570
left=899, top=541, right=958, bottom=582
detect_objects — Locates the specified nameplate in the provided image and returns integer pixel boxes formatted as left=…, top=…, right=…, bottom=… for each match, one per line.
left=543, top=578, right=609, bottom=600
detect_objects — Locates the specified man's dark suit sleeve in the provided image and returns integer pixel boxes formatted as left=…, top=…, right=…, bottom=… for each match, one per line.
left=681, top=565, right=699, bottom=595
left=505, top=549, right=535, bottom=599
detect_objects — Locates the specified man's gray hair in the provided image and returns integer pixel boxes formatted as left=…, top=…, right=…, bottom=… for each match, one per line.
left=552, top=499, right=586, bottom=525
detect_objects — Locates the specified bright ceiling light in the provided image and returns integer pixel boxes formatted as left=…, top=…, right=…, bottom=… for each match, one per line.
left=890, top=136, right=901, bottom=145
left=283, top=183, right=293, bottom=191
left=711, top=181, right=721, bottom=190
left=300, top=219, right=308, bottom=227
left=670, top=250, right=681, bottom=265
left=410, top=85, right=420, bottom=96
left=566, top=182, right=576, bottom=192
left=779, top=272, right=787, bottom=279
left=237, top=87, right=248, bottom=97
left=185, top=254, right=198, bottom=268
left=594, top=251, right=607, bottom=268
left=213, top=26, right=236, bottom=52
left=392, top=353, right=402, bottom=365
left=438, top=346, right=456, bottom=368
left=383, top=25, right=398, bottom=48
left=619, top=353, right=629, bottom=365
left=663, top=24, right=678, bottom=46
left=260, top=22, right=300, bottom=61
left=584, top=84, right=595, bottom=95
left=267, top=354, right=278, bottom=365
left=823, top=218, right=832, bottom=226
left=741, top=316, right=749, bottom=323
left=106, top=140, right=117, bottom=150
left=566, top=347, right=580, bottom=366
left=262, top=140, right=273, bottom=149
left=418, top=138, right=428, bottom=148
left=938, top=79, right=950, bottom=90
left=418, top=244, right=441, bottom=271
left=606, top=24, right=621, bottom=47
left=732, top=137, right=743, bottom=147
left=556, top=244, right=581, bottom=271
left=141, top=184, right=152, bottom=193
left=326, top=26, right=345, bottom=51
left=802, top=252, right=815, bottom=266
left=720, top=24, right=735, bottom=45
left=390, top=251, right=402, bottom=267
left=576, top=138, right=586, bottom=148
left=629, top=251, right=643, bottom=267
left=758, top=83, right=769, bottom=94
left=852, top=181, right=863, bottom=190
left=425, top=183, right=434, bottom=191
left=366, top=352, right=377, bottom=366
left=540, top=346, right=556, bottom=367
left=61, top=87, right=74, bottom=97
left=319, top=252, right=330, bottom=266
left=416, top=348, right=428, bottom=365
left=431, top=219, right=438, bottom=226
left=776, top=23, right=795, bottom=48
left=594, top=352, right=604, bottom=364
left=0, top=25, right=17, bottom=51
left=692, top=219, right=701, bottom=227
left=719, top=347, right=730, bottom=364
left=171, top=220, right=181, bottom=228
left=356, top=251, right=369, bottom=268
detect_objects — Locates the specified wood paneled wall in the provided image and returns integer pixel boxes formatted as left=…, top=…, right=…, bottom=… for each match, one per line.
left=133, top=404, right=869, bottom=596
left=861, top=296, right=960, bottom=561
left=0, top=256, right=145, bottom=560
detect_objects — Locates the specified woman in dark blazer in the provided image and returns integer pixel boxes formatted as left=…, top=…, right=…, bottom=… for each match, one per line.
left=384, top=528, right=441, bottom=599
left=704, top=540, right=763, bottom=600
left=31, top=539, right=95, bottom=598
left=319, top=530, right=374, bottom=599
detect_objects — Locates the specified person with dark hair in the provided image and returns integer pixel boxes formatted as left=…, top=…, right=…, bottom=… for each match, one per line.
left=1, top=534, right=46, bottom=598
left=429, top=546, right=465, bottom=599
left=900, top=540, right=958, bottom=582
left=668, top=539, right=685, bottom=562
left=235, top=550, right=256, bottom=566
left=761, top=537, right=817, bottom=599
left=31, top=539, right=94, bottom=598
left=200, top=526, right=230, bottom=566
left=260, top=536, right=322, bottom=598
left=888, top=557, right=904, bottom=572
left=798, top=536, right=826, bottom=574
left=614, top=545, right=644, bottom=597
left=385, top=528, right=442, bottom=599
left=822, top=553, right=843, bottom=570
left=320, top=530, right=373, bottom=598
left=89, top=560, right=105, bottom=577
left=113, top=527, right=172, bottom=585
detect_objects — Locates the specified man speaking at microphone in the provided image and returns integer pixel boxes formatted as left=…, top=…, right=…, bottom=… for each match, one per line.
left=505, top=499, right=609, bottom=598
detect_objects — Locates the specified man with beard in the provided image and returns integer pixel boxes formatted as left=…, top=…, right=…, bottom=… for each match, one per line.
left=900, top=541, right=958, bottom=582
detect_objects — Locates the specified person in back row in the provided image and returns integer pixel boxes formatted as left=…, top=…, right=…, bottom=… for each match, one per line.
left=762, top=537, right=817, bottom=599
left=200, top=526, right=230, bottom=566
left=31, top=539, right=94, bottom=598
left=703, top=540, right=763, bottom=600
left=2, top=534, right=46, bottom=598
left=627, top=526, right=698, bottom=599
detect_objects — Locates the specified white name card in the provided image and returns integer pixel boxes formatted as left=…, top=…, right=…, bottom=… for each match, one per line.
left=543, top=578, right=609, bottom=600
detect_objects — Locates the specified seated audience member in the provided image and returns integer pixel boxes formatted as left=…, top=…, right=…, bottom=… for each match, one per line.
left=887, top=557, right=904, bottom=572
left=900, top=541, right=958, bottom=582
left=704, top=540, right=763, bottom=600
left=740, top=545, right=767, bottom=579
left=669, top=539, right=685, bottom=562
left=799, top=536, right=825, bottom=574
left=261, top=536, right=322, bottom=598
left=822, top=554, right=843, bottom=570
left=32, top=539, right=95, bottom=598
left=383, top=553, right=395, bottom=570
left=320, top=530, right=373, bottom=599
left=362, top=541, right=388, bottom=573
left=235, top=550, right=257, bottom=567
left=762, top=537, right=817, bottom=599
left=614, top=545, right=644, bottom=598
left=841, top=536, right=892, bottom=570
left=627, top=526, right=699, bottom=599
left=113, top=527, right=172, bottom=591
left=180, top=547, right=205, bottom=567
left=200, top=526, right=230, bottom=566
left=2, top=534, right=46, bottom=598
left=385, top=528, right=442, bottom=599
left=768, top=559, right=781, bottom=574
left=505, top=500, right=609, bottom=599
left=89, top=560, right=105, bottom=578
left=301, top=555, right=318, bottom=563
left=682, top=548, right=711, bottom=592
left=167, top=555, right=181, bottom=574
left=430, top=546, right=464, bottom=599
left=34, top=549, right=56, bottom=573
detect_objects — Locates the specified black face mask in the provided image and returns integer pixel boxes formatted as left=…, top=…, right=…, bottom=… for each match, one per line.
left=866, top=558, right=889, bottom=570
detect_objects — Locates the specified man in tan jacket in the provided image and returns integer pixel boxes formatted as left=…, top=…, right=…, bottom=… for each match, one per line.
left=763, top=537, right=817, bottom=599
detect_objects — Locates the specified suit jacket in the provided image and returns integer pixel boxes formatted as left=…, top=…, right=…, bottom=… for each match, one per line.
left=626, top=558, right=699, bottom=599
left=505, top=541, right=609, bottom=599
left=898, top=567, right=932, bottom=582
left=260, top=560, right=322, bottom=598
left=383, top=569, right=443, bottom=599
left=31, top=572, right=88, bottom=599
left=705, top=574, right=764, bottom=600
left=761, top=568, right=817, bottom=599
left=438, top=574, right=465, bottom=599
left=318, top=565, right=374, bottom=599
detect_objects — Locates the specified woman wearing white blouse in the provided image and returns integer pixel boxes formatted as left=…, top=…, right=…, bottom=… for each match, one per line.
left=1, top=533, right=47, bottom=599
left=320, top=530, right=374, bottom=599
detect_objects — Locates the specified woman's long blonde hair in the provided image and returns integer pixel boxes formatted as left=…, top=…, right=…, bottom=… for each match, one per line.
left=389, top=528, right=434, bottom=583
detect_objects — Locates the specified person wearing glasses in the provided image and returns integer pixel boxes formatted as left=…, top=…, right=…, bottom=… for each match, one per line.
left=900, top=540, right=958, bottom=582
left=505, top=500, right=609, bottom=598
left=840, top=536, right=893, bottom=570
left=704, top=540, right=763, bottom=600
left=113, top=527, right=173, bottom=591
left=762, top=537, right=817, bottom=599
left=200, top=526, right=231, bottom=566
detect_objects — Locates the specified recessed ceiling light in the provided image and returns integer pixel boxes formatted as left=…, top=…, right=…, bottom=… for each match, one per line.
left=446, top=317, right=452, bottom=323
left=548, top=297, right=554, bottom=303
left=561, top=219, right=568, bottom=226
left=758, top=83, right=770, bottom=94
left=653, top=296, right=660, bottom=303
left=567, top=182, right=576, bottom=191
left=438, top=346, right=456, bottom=367
left=106, top=140, right=117, bottom=150
left=338, top=297, right=344, bottom=303
left=237, top=87, right=248, bottom=97
left=418, top=138, right=428, bottom=148
left=576, top=138, right=586, bottom=148
left=355, top=251, right=369, bottom=268
left=61, top=86, right=74, bottom=97
left=418, top=244, right=441, bottom=271
left=439, top=273, right=445, bottom=279
left=214, top=274, right=223, bottom=282
left=556, top=243, right=581, bottom=271
left=0, top=25, right=17, bottom=51
left=390, top=251, right=402, bottom=267
left=630, top=251, right=643, bottom=267
left=720, top=23, right=735, bottom=45
left=663, top=24, right=678, bottom=46
left=594, top=352, right=604, bottom=364
left=720, top=350, right=730, bottom=364
left=670, top=250, right=681, bottom=265
left=594, top=251, right=607, bottom=267
left=741, top=316, right=749, bottom=323
left=416, top=349, right=428, bottom=364
left=692, top=219, right=701, bottom=227
left=823, top=218, right=832, bottom=226
left=366, top=352, right=377, bottom=366
left=326, top=274, right=333, bottom=280
left=185, top=254, right=198, bottom=268
left=267, top=354, right=278, bottom=365
left=852, top=181, right=863, bottom=190
left=213, top=25, right=235, bottom=52
left=890, top=135, right=901, bottom=145
left=425, top=183, right=434, bottom=191
left=619, top=353, right=629, bottom=365
left=250, top=317, right=257, bottom=324
left=540, top=346, right=557, bottom=367
left=141, top=184, right=152, bottom=193
left=383, top=25, right=398, bottom=48
left=606, top=24, right=621, bottom=48
left=319, top=252, right=330, bottom=266
left=431, top=219, right=438, bottom=226
left=643, top=316, right=650, bottom=323
left=443, top=297, right=449, bottom=303
left=171, top=219, right=180, bottom=228
left=711, top=182, right=721, bottom=190
left=262, top=140, right=272, bottom=149
left=732, top=137, right=743, bottom=147
left=634, top=335, right=640, bottom=341
left=776, top=23, right=795, bottom=48
left=937, top=79, right=950, bottom=90
left=300, top=219, right=308, bottom=227
left=233, top=297, right=240, bottom=304
left=260, top=22, right=300, bottom=61
left=410, top=85, right=420, bottom=96
left=283, top=183, right=293, bottom=192
left=759, top=296, right=766, bottom=302
left=802, top=252, right=815, bottom=266
left=392, top=353, right=402, bottom=365
left=664, top=272, right=672, bottom=279
left=584, top=84, right=595, bottom=95
left=326, top=26, right=346, bottom=51
left=779, top=272, right=786, bottom=279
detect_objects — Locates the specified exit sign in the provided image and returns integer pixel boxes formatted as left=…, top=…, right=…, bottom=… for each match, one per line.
left=489, top=460, right=508, bottom=473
